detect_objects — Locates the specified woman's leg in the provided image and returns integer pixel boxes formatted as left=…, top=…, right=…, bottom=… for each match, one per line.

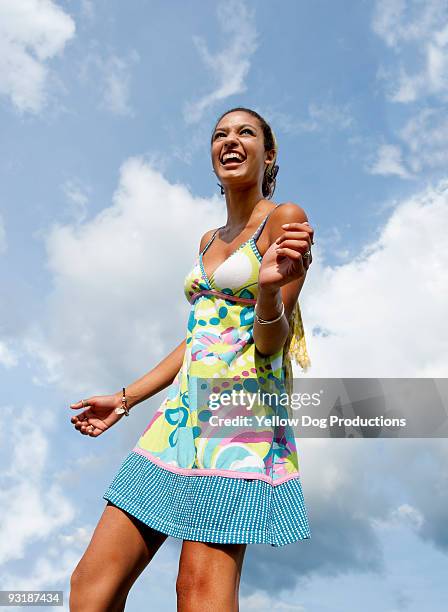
left=70, top=501, right=168, bottom=612
left=176, top=540, right=247, bottom=611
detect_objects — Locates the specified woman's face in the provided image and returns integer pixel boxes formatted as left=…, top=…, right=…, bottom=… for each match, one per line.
left=211, top=110, right=275, bottom=194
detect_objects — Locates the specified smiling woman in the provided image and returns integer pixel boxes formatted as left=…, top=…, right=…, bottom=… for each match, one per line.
left=212, top=107, right=280, bottom=199
left=69, top=107, right=314, bottom=612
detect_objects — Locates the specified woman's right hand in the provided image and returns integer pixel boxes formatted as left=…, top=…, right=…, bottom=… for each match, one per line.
left=69, top=392, right=126, bottom=437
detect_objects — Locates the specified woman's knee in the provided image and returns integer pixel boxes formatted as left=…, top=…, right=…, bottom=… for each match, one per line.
left=69, top=564, right=127, bottom=612
left=69, top=569, right=93, bottom=611
left=70, top=561, right=89, bottom=598
left=176, top=569, right=218, bottom=609
left=70, top=563, right=115, bottom=610
left=176, top=562, right=213, bottom=597
left=176, top=542, right=246, bottom=609
left=69, top=503, right=167, bottom=610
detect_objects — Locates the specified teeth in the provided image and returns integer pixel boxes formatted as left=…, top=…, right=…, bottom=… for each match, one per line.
left=222, top=152, right=244, bottom=163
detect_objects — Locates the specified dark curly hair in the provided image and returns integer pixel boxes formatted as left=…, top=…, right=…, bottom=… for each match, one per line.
left=211, top=107, right=279, bottom=199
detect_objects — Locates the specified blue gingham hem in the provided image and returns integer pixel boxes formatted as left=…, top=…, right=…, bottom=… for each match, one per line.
left=102, top=450, right=312, bottom=547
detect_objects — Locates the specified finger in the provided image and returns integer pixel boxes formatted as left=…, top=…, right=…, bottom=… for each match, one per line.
left=75, top=419, right=88, bottom=433
left=84, top=421, right=100, bottom=436
left=275, top=247, right=303, bottom=259
left=282, top=222, right=314, bottom=244
left=303, top=222, right=315, bottom=244
left=80, top=420, right=93, bottom=435
left=70, top=399, right=91, bottom=410
left=277, top=229, right=313, bottom=247
left=71, top=411, right=88, bottom=425
left=276, top=239, right=311, bottom=252
left=276, top=253, right=306, bottom=278
left=281, top=222, right=313, bottom=232
left=275, top=231, right=311, bottom=245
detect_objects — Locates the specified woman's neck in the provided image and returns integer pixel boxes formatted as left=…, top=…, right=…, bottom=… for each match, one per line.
left=222, top=185, right=267, bottom=231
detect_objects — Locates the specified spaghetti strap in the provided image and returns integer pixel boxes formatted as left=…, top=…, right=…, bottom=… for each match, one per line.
left=252, top=203, right=282, bottom=241
left=202, top=203, right=282, bottom=257
left=200, top=227, right=222, bottom=256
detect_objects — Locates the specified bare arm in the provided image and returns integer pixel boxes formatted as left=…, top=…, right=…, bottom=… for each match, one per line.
left=253, top=203, right=312, bottom=356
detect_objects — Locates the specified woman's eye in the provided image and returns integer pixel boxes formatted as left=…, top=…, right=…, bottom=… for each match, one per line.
left=213, top=129, right=253, bottom=140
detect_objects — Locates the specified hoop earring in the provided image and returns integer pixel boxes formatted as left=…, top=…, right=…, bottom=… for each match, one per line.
left=217, top=183, right=224, bottom=195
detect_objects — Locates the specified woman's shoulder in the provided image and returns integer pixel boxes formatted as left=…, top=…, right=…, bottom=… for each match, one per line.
left=271, top=201, right=309, bottom=223
left=198, top=227, right=220, bottom=254
left=264, top=201, right=309, bottom=240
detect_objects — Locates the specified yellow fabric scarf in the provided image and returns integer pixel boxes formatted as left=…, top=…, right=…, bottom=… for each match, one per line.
left=282, top=301, right=311, bottom=397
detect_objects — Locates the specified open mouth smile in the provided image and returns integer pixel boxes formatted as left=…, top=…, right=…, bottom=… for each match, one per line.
left=220, top=151, right=246, bottom=166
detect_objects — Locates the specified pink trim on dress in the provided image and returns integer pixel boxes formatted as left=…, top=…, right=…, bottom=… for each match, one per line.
left=132, top=446, right=301, bottom=486
left=190, top=289, right=257, bottom=305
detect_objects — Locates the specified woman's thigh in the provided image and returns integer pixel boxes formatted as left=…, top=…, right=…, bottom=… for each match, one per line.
left=176, top=540, right=247, bottom=611
left=70, top=501, right=168, bottom=612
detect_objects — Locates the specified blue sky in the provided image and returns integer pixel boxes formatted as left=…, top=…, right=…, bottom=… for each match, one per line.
left=1, top=0, right=447, bottom=610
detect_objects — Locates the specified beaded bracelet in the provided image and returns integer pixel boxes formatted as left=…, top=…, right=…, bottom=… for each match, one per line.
left=254, top=301, right=285, bottom=325
left=114, top=387, right=130, bottom=416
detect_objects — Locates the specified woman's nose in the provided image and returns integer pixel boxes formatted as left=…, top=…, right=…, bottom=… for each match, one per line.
left=222, top=132, right=239, bottom=146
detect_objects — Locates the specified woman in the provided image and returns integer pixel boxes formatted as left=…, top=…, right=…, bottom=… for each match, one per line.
left=69, top=107, right=314, bottom=611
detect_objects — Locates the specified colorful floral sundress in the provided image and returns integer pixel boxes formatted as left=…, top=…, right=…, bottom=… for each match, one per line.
left=103, top=203, right=312, bottom=546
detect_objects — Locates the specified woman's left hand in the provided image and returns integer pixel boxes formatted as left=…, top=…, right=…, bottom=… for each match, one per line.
left=258, top=222, right=314, bottom=291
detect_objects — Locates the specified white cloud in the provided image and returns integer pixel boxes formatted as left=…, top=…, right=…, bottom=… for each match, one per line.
left=372, top=0, right=448, bottom=103
left=62, top=178, right=90, bottom=223
left=241, top=592, right=306, bottom=611
left=183, top=0, right=258, bottom=124
left=298, top=178, right=448, bottom=377
left=0, top=0, right=75, bottom=114
left=372, top=0, right=444, bottom=47
left=243, top=434, right=448, bottom=591
left=54, top=453, right=107, bottom=486
left=0, top=405, right=76, bottom=565
left=367, top=143, right=413, bottom=178
left=384, top=503, right=425, bottom=530
left=318, top=226, right=353, bottom=262
left=26, top=156, right=224, bottom=395
left=367, top=107, right=448, bottom=180
left=0, top=548, right=80, bottom=612
left=398, top=107, right=448, bottom=173
left=370, top=2, right=448, bottom=180
left=78, top=47, right=140, bottom=116
left=307, top=101, right=354, bottom=131
left=0, top=340, right=19, bottom=368
left=258, top=100, right=354, bottom=136
left=0, top=405, right=96, bottom=610
left=99, top=51, right=140, bottom=116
